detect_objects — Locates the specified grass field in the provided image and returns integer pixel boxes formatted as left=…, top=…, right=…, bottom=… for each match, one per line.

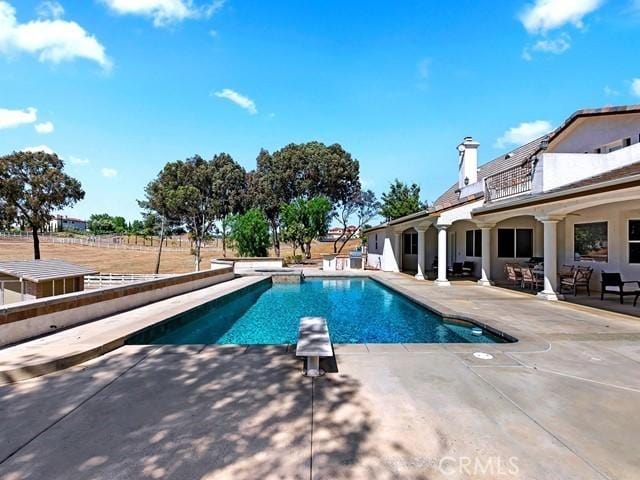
left=0, top=239, right=361, bottom=274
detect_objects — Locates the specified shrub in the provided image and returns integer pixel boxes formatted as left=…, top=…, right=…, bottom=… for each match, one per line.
left=229, top=209, right=271, bottom=257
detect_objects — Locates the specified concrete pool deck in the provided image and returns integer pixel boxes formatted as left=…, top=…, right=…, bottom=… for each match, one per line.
left=1, top=272, right=640, bottom=478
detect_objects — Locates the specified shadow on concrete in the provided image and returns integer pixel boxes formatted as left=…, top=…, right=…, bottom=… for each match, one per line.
left=0, top=345, right=419, bottom=479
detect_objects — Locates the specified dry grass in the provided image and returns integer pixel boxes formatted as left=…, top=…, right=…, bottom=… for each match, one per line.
left=0, top=238, right=361, bottom=274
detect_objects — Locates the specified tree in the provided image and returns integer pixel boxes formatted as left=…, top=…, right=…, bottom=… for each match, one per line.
left=251, top=142, right=360, bottom=255
left=380, top=179, right=426, bottom=221
left=139, top=170, right=182, bottom=274
left=148, top=156, right=217, bottom=271
left=210, top=153, right=247, bottom=257
left=229, top=209, right=270, bottom=257
left=280, top=196, right=332, bottom=259
left=0, top=151, right=84, bottom=259
left=88, top=213, right=121, bottom=234
left=332, top=189, right=380, bottom=254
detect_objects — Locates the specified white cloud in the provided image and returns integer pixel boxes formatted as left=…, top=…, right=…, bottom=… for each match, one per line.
left=0, top=1, right=111, bottom=69
left=22, top=144, right=54, bottom=154
left=519, top=0, right=603, bottom=34
left=631, top=78, right=640, bottom=97
left=34, top=120, right=54, bottom=134
left=36, top=1, right=64, bottom=20
left=495, top=120, right=553, bottom=149
left=101, top=167, right=118, bottom=178
left=213, top=88, right=258, bottom=114
left=532, top=34, right=571, bottom=54
left=604, top=85, right=619, bottom=97
left=69, top=155, right=89, bottom=165
left=0, top=106, right=37, bottom=129
left=101, top=0, right=225, bottom=27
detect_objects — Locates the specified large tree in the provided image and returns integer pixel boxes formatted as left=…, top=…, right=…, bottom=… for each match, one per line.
left=87, top=213, right=127, bottom=234
left=0, top=151, right=84, bottom=259
left=210, top=153, right=247, bottom=257
left=380, top=179, right=426, bottom=221
left=139, top=174, right=181, bottom=274
left=280, top=196, right=332, bottom=259
left=251, top=142, right=360, bottom=255
left=332, top=189, right=380, bottom=254
left=149, top=155, right=218, bottom=271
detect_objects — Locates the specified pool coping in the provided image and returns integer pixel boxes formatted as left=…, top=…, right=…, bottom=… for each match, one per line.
left=0, top=271, right=547, bottom=384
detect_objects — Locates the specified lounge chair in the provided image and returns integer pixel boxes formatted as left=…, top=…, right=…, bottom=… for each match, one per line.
left=600, top=272, right=640, bottom=304
left=521, top=267, right=542, bottom=290
left=448, top=262, right=464, bottom=277
left=505, top=264, right=522, bottom=287
left=558, top=264, right=574, bottom=280
left=560, top=266, right=593, bottom=296
left=462, top=261, right=475, bottom=277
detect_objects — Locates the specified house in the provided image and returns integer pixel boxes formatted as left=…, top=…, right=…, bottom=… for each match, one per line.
left=49, top=215, right=87, bottom=232
left=365, top=104, right=640, bottom=300
left=0, top=260, right=98, bottom=305
left=323, top=226, right=360, bottom=241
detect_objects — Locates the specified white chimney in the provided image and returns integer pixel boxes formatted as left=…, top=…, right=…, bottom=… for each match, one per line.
left=457, top=136, right=479, bottom=189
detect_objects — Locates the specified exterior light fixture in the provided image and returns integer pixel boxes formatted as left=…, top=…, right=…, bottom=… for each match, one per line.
left=464, top=176, right=469, bottom=185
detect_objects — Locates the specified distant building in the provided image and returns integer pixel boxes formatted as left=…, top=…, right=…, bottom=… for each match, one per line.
left=323, top=226, right=360, bottom=241
left=49, top=215, right=87, bottom=232
left=0, top=259, right=98, bottom=305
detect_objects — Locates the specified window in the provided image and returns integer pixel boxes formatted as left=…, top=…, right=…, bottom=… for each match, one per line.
left=466, top=229, right=483, bottom=257
left=498, top=228, right=533, bottom=258
left=629, top=220, right=640, bottom=264
left=375, top=234, right=378, bottom=251
left=574, top=222, right=608, bottom=262
left=403, top=232, right=418, bottom=255
left=516, top=229, right=533, bottom=258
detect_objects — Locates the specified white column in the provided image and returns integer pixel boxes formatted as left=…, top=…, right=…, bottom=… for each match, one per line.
left=393, top=232, right=402, bottom=272
left=477, top=224, right=494, bottom=286
left=435, top=225, right=450, bottom=286
left=536, top=216, right=564, bottom=301
left=415, top=227, right=427, bottom=280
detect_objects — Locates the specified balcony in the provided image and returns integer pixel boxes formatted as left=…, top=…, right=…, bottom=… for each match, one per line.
left=484, top=162, right=532, bottom=202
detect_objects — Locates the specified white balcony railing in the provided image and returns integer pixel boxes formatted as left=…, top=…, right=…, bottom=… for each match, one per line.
left=484, top=162, right=532, bottom=202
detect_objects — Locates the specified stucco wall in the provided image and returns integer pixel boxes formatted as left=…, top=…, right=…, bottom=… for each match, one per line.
left=0, top=266, right=234, bottom=347
left=548, top=114, right=640, bottom=154
left=560, top=200, right=640, bottom=292
left=535, top=142, right=640, bottom=193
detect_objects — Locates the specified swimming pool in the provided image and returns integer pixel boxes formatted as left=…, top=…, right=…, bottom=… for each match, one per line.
left=128, top=277, right=505, bottom=345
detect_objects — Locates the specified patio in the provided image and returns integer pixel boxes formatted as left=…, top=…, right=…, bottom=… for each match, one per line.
left=1, top=273, right=639, bottom=479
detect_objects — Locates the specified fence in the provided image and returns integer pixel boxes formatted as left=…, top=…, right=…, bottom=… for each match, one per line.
left=84, top=273, right=176, bottom=289
left=0, top=232, right=220, bottom=253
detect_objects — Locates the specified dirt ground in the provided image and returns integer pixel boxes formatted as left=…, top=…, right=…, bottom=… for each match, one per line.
left=0, top=239, right=361, bottom=274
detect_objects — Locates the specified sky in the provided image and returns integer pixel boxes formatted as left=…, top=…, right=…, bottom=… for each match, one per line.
left=1, top=0, right=640, bottom=223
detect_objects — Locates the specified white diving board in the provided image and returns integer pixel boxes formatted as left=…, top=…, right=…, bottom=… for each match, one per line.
left=296, top=316, right=332, bottom=377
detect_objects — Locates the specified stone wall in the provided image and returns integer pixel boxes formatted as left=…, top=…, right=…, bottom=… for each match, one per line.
left=0, top=266, right=234, bottom=347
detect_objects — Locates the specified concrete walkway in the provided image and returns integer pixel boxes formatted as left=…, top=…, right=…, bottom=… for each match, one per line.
left=1, top=273, right=639, bottom=479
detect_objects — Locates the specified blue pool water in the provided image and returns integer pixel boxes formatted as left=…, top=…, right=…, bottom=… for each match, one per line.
left=129, top=278, right=503, bottom=345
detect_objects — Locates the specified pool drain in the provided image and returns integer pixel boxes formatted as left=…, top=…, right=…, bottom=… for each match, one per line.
left=473, top=352, right=493, bottom=360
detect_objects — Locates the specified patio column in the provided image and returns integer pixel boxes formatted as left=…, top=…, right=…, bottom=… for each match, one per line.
left=435, top=224, right=450, bottom=286
left=415, top=226, right=427, bottom=280
left=536, top=216, right=564, bottom=301
left=477, top=224, right=494, bottom=286
left=393, top=232, right=402, bottom=271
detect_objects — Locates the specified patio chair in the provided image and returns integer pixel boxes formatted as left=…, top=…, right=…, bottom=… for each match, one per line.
left=505, top=264, right=522, bottom=287
left=462, top=261, right=475, bottom=277
left=558, top=264, right=574, bottom=280
left=448, top=262, right=464, bottom=277
left=600, top=272, right=640, bottom=304
left=560, top=266, right=593, bottom=296
left=521, top=267, right=542, bottom=291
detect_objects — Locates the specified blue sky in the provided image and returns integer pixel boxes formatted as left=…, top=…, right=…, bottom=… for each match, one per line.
left=1, top=0, right=640, bottom=222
